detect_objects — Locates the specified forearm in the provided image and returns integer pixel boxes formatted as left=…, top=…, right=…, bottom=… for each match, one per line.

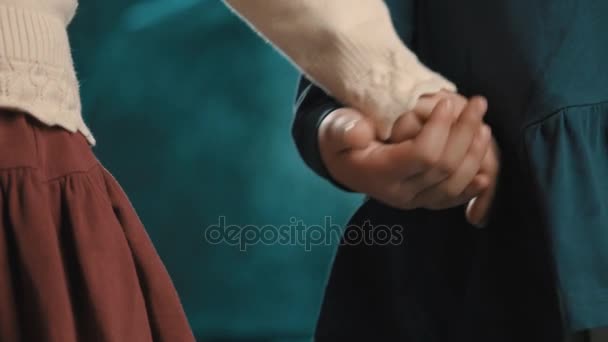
left=224, top=0, right=456, bottom=136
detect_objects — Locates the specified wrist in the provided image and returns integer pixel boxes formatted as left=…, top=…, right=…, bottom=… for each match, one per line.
left=313, top=27, right=457, bottom=131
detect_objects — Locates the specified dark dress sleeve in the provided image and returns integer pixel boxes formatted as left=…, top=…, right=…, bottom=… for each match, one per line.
left=292, top=76, right=353, bottom=192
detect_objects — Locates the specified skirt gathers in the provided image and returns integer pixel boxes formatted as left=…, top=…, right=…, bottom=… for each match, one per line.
left=0, top=110, right=195, bottom=341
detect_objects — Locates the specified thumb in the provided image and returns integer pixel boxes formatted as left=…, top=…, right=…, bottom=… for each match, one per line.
left=319, top=108, right=375, bottom=153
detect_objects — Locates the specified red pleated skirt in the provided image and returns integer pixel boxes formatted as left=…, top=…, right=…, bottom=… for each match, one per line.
left=0, top=110, right=195, bottom=341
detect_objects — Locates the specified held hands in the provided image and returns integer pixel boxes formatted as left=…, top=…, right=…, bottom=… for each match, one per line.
left=395, top=90, right=501, bottom=226
left=318, top=91, right=500, bottom=227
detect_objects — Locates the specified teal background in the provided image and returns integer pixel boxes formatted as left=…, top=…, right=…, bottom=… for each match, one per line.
left=68, top=1, right=363, bottom=340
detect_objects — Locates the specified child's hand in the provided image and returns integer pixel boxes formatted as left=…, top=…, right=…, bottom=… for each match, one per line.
left=466, top=138, right=500, bottom=228
left=390, top=90, right=501, bottom=226
left=318, top=97, right=491, bottom=210
left=389, top=90, right=469, bottom=142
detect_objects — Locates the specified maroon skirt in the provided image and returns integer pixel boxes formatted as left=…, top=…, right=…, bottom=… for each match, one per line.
left=0, top=110, right=195, bottom=341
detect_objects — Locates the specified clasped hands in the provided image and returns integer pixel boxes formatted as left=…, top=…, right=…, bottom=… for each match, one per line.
left=318, top=91, right=500, bottom=227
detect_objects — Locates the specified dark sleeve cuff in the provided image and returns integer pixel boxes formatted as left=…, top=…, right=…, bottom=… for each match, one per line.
left=292, top=76, right=354, bottom=192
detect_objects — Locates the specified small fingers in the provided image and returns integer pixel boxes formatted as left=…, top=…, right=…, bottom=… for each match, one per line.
left=435, top=97, right=488, bottom=175
left=407, top=99, right=455, bottom=173
left=439, top=124, right=492, bottom=199
left=408, top=124, right=491, bottom=209
left=413, top=91, right=468, bottom=121
left=389, top=112, right=424, bottom=143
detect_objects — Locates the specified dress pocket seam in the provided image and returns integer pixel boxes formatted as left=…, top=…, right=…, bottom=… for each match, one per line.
left=524, top=99, right=608, bottom=131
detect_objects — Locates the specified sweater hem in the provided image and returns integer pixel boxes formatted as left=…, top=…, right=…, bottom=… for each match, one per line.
left=0, top=99, right=95, bottom=146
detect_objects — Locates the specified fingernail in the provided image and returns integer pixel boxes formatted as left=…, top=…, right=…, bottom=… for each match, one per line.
left=343, top=119, right=359, bottom=132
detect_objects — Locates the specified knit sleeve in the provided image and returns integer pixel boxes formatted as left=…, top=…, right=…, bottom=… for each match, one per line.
left=223, top=0, right=456, bottom=139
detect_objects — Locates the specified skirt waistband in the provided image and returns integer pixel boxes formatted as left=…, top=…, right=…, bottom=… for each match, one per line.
left=0, top=109, right=97, bottom=180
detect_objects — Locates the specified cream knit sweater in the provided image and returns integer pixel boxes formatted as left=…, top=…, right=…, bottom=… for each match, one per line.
left=0, top=0, right=454, bottom=146
left=0, top=0, right=95, bottom=145
left=225, top=0, right=456, bottom=139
